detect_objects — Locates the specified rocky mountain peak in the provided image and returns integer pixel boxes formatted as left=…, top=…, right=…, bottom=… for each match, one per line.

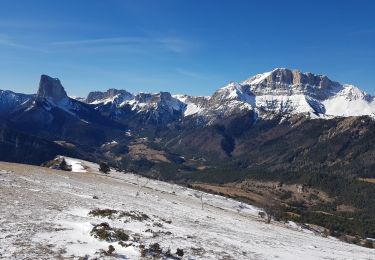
left=86, top=89, right=133, bottom=104
left=37, top=75, right=68, bottom=103
left=158, top=91, right=174, bottom=101
left=266, top=68, right=295, bottom=85
left=244, top=68, right=338, bottom=89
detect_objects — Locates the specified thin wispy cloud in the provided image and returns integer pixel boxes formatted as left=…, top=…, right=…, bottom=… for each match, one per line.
left=0, top=20, right=57, bottom=29
left=176, top=68, right=204, bottom=79
left=50, top=37, right=147, bottom=46
left=50, top=36, right=194, bottom=54
left=0, top=19, right=102, bottom=31
left=0, top=34, right=46, bottom=52
left=0, top=35, right=26, bottom=48
left=158, top=37, right=193, bottom=54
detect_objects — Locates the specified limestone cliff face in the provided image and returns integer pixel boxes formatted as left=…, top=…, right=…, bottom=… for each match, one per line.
left=259, top=68, right=337, bottom=88
left=37, top=75, right=68, bottom=103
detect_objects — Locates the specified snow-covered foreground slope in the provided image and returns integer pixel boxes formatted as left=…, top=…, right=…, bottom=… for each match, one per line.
left=0, top=159, right=373, bottom=259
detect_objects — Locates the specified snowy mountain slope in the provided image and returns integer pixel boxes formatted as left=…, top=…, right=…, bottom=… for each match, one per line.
left=322, top=84, right=375, bottom=116
left=0, top=158, right=373, bottom=259
left=0, top=90, right=33, bottom=116
left=126, top=92, right=185, bottom=114
left=198, top=82, right=256, bottom=120
left=173, top=95, right=205, bottom=116
left=87, top=90, right=187, bottom=124
left=86, top=89, right=134, bottom=105
left=87, top=89, right=184, bottom=112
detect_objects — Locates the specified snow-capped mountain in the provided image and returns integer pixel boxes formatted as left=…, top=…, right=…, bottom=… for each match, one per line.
left=86, top=88, right=134, bottom=105
left=241, top=68, right=375, bottom=119
left=13, top=74, right=93, bottom=118
left=11, top=75, right=94, bottom=124
left=180, top=68, right=375, bottom=122
left=85, top=68, right=375, bottom=124
left=2, top=75, right=126, bottom=146
left=87, top=90, right=187, bottom=124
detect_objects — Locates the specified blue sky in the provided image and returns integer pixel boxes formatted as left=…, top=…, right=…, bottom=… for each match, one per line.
left=0, top=0, right=374, bottom=97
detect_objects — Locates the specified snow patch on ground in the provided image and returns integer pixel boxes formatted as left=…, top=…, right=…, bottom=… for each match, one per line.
left=62, top=157, right=87, bottom=173
left=101, top=140, right=118, bottom=148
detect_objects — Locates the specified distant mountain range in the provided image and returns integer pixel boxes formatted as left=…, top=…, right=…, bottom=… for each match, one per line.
left=2, top=68, right=374, bottom=127
left=84, top=68, right=375, bottom=122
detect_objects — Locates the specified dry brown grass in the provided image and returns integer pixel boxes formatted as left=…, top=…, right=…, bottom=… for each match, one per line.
left=192, top=183, right=276, bottom=207
left=358, top=178, right=375, bottom=184
left=336, top=204, right=357, bottom=213
left=192, top=179, right=334, bottom=211
left=128, top=141, right=170, bottom=163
